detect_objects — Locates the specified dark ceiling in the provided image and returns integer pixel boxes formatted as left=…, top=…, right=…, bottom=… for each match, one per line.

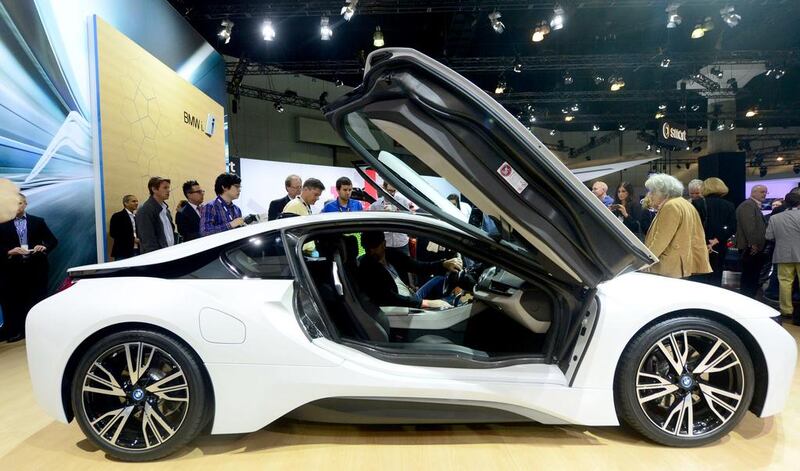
left=169, top=0, right=800, bottom=133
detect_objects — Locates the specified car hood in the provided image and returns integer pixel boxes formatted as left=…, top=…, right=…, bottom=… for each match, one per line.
left=325, top=48, right=656, bottom=287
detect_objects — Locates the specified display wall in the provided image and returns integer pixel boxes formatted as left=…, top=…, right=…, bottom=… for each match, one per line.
left=0, top=0, right=225, bottom=290
left=91, top=17, right=225, bottom=259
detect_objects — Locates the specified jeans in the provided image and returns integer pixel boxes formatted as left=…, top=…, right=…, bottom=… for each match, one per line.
left=414, top=275, right=446, bottom=302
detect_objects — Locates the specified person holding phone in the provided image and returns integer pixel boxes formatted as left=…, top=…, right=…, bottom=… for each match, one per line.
left=0, top=193, right=58, bottom=342
left=611, top=182, right=648, bottom=239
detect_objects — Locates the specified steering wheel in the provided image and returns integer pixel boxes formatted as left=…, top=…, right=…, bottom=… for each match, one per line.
left=442, top=269, right=462, bottom=296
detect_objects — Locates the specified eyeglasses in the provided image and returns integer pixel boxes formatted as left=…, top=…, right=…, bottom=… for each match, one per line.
left=189, top=189, right=205, bottom=194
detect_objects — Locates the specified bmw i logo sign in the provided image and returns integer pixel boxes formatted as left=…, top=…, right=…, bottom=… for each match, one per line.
left=132, top=388, right=145, bottom=401
left=680, top=376, right=693, bottom=388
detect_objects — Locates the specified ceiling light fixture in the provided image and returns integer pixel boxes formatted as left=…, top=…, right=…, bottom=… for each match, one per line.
left=609, top=77, right=625, bottom=91
left=334, top=78, right=343, bottom=87
left=660, top=57, right=671, bottom=68
left=618, top=124, right=626, bottom=131
left=777, top=156, right=784, bottom=162
left=563, top=71, right=573, bottom=85
left=489, top=11, right=505, bottom=34
left=757, top=123, right=764, bottom=131
left=570, top=103, right=580, bottom=112
left=691, top=24, right=705, bottom=39
left=532, top=21, right=550, bottom=42
left=218, top=19, right=234, bottom=44
left=691, top=104, right=701, bottom=112
left=320, top=17, right=333, bottom=41
left=513, top=58, right=523, bottom=73
left=341, top=0, right=358, bottom=21
left=373, top=26, right=384, bottom=47
left=745, top=108, right=758, bottom=118
left=655, top=111, right=665, bottom=119
left=592, top=124, right=600, bottom=131
left=720, top=5, right=741, bottom=27
left=550, top=129, right=557, bottom=136
left=262, top=19, right=276, bottom=41
left=495, top=79, right=507, bottom=95
left=658, top=104, right=667, bottom=110
left=550, top=5, right=565, bottom=30
left=274, top=101, right=284, bottom=113
left=666, top=3, right=682, bottom=28
left=564, top=115, right=574, bottom=122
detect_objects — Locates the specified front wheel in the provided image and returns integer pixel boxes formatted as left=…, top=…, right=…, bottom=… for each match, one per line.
left=71, top=330, right=210, bottom=461
left=615, top=316, right=755, bottom=447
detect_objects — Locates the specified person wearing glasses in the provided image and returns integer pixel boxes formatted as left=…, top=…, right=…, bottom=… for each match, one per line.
left=176, top=180, right=205, bottom=241
left=201, top=173, right=244, bottom=236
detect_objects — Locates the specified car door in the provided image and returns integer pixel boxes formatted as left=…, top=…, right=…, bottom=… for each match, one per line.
left=325, top=48, right=656, bottom=288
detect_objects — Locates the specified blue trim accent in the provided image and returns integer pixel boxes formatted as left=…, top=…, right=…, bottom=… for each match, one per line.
left=92, top=16, right=108, bottom=261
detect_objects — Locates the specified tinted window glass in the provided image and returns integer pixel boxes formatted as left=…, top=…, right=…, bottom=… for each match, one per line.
left=225, top=232, right=293, bottom=279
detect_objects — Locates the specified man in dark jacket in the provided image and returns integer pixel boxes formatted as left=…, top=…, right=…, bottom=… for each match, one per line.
left=135, top=177, right=176, bottom=254
left=357, top=231, right=461, bottom=309
left=0, top=193, right=58, bottom=342
left=267, top=174, right=301, bottom=221
left=176, top=180, right=204, bottom=242
left=109, top=194, right=139, bottom=260
left=736, top=185, right=768, bottom=297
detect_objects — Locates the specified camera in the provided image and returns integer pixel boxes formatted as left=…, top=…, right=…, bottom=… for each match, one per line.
left=243, top=214, right=259, bottom=225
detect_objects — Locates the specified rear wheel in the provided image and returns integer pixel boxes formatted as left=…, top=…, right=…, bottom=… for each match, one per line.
left=615, top=317, right=754, bottom=447
left=71, top=330, right=210, bottom=461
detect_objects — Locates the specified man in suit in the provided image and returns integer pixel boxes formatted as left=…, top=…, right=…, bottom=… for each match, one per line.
left=109, top=194, right=139, bottom=260
left=176, top=180, right=205, bottom=241
left=0, top=193, right=58, bottom=342
left=135, top=176, right=176, bottom=254
left=736, top=185, right=768, bottom=298
left=267, top=174, right=302, bottom=221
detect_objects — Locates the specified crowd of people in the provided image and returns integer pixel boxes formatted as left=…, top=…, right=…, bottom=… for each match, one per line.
left=1, top=169, right=799, bottom=343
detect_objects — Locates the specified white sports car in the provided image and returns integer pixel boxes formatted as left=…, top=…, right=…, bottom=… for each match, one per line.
left=27, top=49, right=796, bottom=461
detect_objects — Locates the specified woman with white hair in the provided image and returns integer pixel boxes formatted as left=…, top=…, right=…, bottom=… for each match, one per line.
left=643, top=173, right=712, bottom=278
left=687, top=179, right=704, bottom=201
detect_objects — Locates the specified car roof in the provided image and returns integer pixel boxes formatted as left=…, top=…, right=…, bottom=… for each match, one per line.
left=71, top=211, right=464, bottom=273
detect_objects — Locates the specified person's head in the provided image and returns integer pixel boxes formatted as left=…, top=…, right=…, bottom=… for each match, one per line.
left=335, top=176, right=353, bottom=203
left=16, top=193, right=27, bottom=217
left=591, top=181, right=609, bottom=199
left=362, top=230, right=386, bottom=258
left=750, top=185, right=768, bottom=203
left=182, top=180, right=205, bottom=205
left=644, top=173, right=684, bottom=208
left=285, top=174, right=302, bottom=198
left=214, top=173, right=241, bottom=201
left=784, top=192, right=800, bottom=209
left=615, top=182, right=634, bottom=205
left=702, top=177, right=728, bottom=197
left=147, top=176, right=171, bottom=202
left=382, top=180, right=397, bottom=197
left=687, top=179, right=704, bottom=200
left=771, top=198, right=784, bottom=210
left=301, top=178, right=325, bottom=206
left=122, top=194, right=139, bottom=212
left=447, top=194, right=461, bottom=209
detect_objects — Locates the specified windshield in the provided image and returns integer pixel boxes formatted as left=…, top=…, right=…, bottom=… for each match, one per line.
left=345, top=111, right=533, bottom=254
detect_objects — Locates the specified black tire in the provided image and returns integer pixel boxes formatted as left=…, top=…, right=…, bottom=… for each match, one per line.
left=71, top=330, right=210, bottom=461
left=615, top=316, right=755, bottom=447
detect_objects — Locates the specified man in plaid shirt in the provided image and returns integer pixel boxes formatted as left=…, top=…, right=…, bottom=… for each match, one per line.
left=200, top=173, right=244, bottom=236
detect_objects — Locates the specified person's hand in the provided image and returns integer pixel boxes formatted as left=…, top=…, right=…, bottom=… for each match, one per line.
left=230, top=217, right=245, bottom=228
left=616, top=205, right=628, bottom=218
left=422, top=299, right=452, bottom=310
left=708, top=238, right=719, bottom=248
left=134, top=237, right=140, bottom=245
left=7, top=247, right=27, bottom=256
left=442, top=258, right=463, bottom=272
left=749, top=244, right=760, bottom=255
left=31, top=245, right=47, bottom=253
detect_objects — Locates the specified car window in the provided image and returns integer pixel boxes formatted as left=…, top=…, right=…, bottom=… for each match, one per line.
left=224, top=232, right=293, bottom=279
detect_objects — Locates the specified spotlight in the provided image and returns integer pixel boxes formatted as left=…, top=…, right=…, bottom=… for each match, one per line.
left=274, top=101, right=284, bottom=113
left=745, top=108, right=758, bottom=118
left=592, top=124, right=600, bottom=131
left=618, top=124, right=626, bottom=131
left=525, top=104, right=535, bottom=113
left=561, top=108, right=569, bottom=114
left=550, top=129, right=557, bottom=136
left=655, top=111, right=665, bottom=119
left=550, top=5, right=565, bottom=30
left=489, top=11, right=505, bottom=34
left=334, top=78, right=343, bottom=87
left=593, top=74, right=604, bottom=85
left=685, top=144, right=691, bottom=151
left=656, top=148, right=662, bottom=154
left=679, top=104, right=687, bottom=111
left=341, top=0, right=358, bottom=21
left=759, top=165, right=768, bottom=177
left=218, top=19, right=234, bottom=44
left=532, top=21, right=550, bottom=42
left=570, top=103, right=579, bottom=112
left=658, top=104, right=667, bottom=110
left=262, top=19, right=276, bottom=41
left=660, top=57, right=671, bottom=68
left=563, top=71, right=573, bottom=85
left=710, top=67, right=724, bottom=79
left=720, top=5, right=741, bottom=27
left=513, top=59, right=523, bottom=73
left=691, top=24, right=705, bottom=39
left=716, top=122, right=726, bottom=131
left=373, top=26, right=384, bottom=47
left=691, top=104, right=701, bottom=112
left=727, top=78, right=738, bottom=91
left=666, top=3, right=682, bottom=28
left=609, top=77, right=625, bottom=91
left=767, top=67, right=786, bottom=79
left=529, top=115, right=536, bottom=123
left=777, top=156, right=784, bottom=162
left=564, top=115, right=574, bottom=122
left=729, top=122, right=735, bottom=130
left=646, top=144, right=652, bottom=151
left=320, top=17, right=333, bottom=41
left=757, top=123, right=764, bottom=131
left=495, top=79, right=506, bottom=95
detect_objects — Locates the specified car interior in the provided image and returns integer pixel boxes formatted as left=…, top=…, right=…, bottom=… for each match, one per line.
left=300, top=229, right=558, bottom=362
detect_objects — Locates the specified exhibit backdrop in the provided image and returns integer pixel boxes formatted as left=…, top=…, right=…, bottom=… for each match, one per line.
left=0, top=0, right=225, bottom=290
left=92, top=17, right=225, bottom=258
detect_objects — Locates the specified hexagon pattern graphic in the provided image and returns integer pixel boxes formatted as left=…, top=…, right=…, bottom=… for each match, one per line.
left=117, top=58, right=174, bottom=189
